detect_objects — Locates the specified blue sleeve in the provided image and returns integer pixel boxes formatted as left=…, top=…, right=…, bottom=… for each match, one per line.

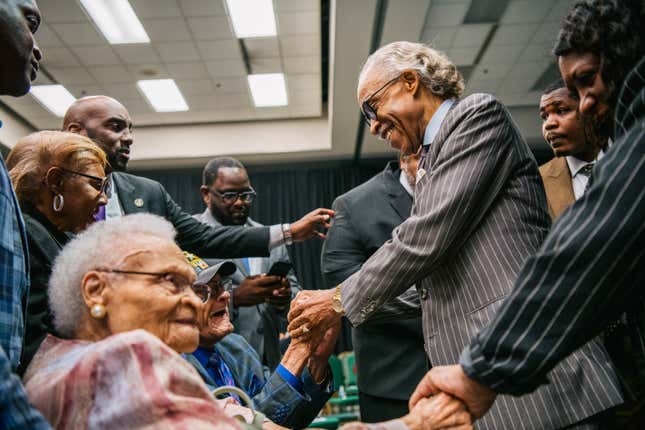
left=0, top=346, right=51, bottom=429
left=276, top=364, right=304, bottom=393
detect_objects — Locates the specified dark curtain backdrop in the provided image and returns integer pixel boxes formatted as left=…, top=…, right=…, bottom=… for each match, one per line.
left=131, top=158, right=391, bottom=293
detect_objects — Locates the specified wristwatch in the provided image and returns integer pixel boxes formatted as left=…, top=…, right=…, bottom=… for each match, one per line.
left=331, top=285, right=345, bottom=315
left=281, top=223, right=293, bottom=246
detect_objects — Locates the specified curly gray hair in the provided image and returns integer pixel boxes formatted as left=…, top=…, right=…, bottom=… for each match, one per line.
left=359, top=41, right=464, bottom=99
left=49, top=213, right=177, bottom=338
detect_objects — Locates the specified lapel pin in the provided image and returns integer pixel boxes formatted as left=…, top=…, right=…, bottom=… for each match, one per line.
left=416, top=168, right=426, bottom=181
left=134, top=198, right=144, bottom=207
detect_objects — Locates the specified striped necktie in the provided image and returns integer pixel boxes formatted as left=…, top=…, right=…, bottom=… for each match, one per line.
left=579, top=163, right=595, bottom=194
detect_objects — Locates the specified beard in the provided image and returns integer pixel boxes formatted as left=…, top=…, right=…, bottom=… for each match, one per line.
left=579, top=108, right=612, bottom=150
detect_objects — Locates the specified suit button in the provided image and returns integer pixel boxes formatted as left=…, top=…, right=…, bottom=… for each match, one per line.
left=257, top=326, right=264, bottom=334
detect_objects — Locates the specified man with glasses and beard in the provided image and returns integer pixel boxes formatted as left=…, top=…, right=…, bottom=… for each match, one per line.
left=194, top=157, right=301, bottom=370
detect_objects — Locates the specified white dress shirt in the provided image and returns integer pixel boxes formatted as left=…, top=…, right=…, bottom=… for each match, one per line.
left=566, top=149, right=606, bottom=200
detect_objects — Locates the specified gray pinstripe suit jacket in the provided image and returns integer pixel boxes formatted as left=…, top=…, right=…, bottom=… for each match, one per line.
left=341, top=93, right=623, bottom=429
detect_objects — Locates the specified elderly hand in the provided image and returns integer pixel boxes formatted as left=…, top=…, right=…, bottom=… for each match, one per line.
left=402, top=393, right=472, bottom=430
left=307, top=323, right=341, bottom=384
left=234, top=275, right=282, bottom=307
left=409, top=365, right=497, bottom=420
left=287, top=289, right=341, bottom=341
left=291, top=208, right=334, bottom=241
left=266, top=277, right=291, bottom=309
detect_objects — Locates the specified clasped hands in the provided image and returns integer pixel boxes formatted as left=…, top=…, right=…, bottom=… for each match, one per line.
left=287, top=289, right=496, bottom=429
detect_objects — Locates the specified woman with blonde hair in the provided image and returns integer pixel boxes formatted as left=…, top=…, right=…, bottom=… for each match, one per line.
left=7, top=130, right=108, bottom=373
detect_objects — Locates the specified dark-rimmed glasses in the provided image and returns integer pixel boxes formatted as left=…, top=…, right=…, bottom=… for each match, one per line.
left=96, top=268, right=209, bottom=303
left=210, top=187, right=257, bottom=204
left=360, top=74, right=402, bottom=125
left=192, top=278, right=232, bottom=303
left=57, top=166, right=109, bottom=194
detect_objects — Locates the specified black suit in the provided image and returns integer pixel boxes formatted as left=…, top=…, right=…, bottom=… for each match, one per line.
left=321, top=161, right=427, bottom=422
left=111, top=172, right=270, bottom=258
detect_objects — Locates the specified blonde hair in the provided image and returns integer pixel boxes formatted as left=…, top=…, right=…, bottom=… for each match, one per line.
left=359, top=41, right=464, bottom=99
left=7, top=131, right=108, bottom=204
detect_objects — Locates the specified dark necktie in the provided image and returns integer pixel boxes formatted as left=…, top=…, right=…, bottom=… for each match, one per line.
left=579, top=163, right=595, bottom=194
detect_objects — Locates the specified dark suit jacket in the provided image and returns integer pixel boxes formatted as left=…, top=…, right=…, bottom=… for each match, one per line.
left=111, top=172, right=270, bottom=258
left=321, top=161, right=427, bottom=400
left=19, top=204, right=71, bottom=374
left=539, top=156, right=575, bottom=220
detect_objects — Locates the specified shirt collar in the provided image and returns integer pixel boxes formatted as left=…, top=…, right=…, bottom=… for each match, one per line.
left=399, top=170, right=414, bottom=196
left=422, top=99, right=454, bottom=147
left=565, top=146, right=607, bottom=177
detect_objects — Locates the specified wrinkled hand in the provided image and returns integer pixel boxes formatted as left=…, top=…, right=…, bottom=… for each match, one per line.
left=402, top=393, right=472, bottom=430
left=409, top=365, right=496, bottom=419
left=307, top=323, right=341, bottom=384
left=234, top=275, right=282, bottom=307
left=287, top=289, right=341, bottom=342
left=266, top=277, right=291, bottom=309
left=291, top=208, right=334, bottom=241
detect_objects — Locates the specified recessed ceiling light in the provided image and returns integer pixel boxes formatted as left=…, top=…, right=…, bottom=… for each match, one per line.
left=30, top=85, right=76, bottom=117
left=137, top=79, right=189, bottom=112
left=79, top=0, right=150, bottom=44
left=248, top=73, right=288, bottom=107
left=225, top=0, right=277, bottom=38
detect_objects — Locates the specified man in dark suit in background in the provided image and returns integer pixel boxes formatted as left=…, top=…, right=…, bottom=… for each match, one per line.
left=61, top=96, right=333, bottom=259
left=321, top=153, right=427, bottom=422
left=538, top=79, right=605, bottom=220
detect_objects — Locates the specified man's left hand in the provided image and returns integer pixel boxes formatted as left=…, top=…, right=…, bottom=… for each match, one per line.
left=287, top=289, right=341, bottom=342
left=291, top=208, right=335, bottom=241
left=409, top=365, right=497, bottom=420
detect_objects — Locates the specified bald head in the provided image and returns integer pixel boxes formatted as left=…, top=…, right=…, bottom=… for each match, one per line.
left=63, top=96, right=133, bottom=172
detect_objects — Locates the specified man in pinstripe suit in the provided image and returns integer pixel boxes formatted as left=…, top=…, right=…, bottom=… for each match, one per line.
left=408, top=0, right=645, bottom=427
left=288, top=41, right=622, bottom=429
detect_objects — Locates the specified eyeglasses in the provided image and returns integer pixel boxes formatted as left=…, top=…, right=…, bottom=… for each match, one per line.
left=57, top=166, right=109, bottom=194
left=360, top=74, right=402, bottom=126
left=192, top=278, right=232, bottom=303
left=210, top=187, right=257, bottom=204
left=96, top=268, right=209, bottom=303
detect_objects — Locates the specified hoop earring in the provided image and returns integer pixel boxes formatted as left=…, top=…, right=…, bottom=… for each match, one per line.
left=90, top=304, right=106, bottom=319
left=53, top=194, right=64, bottom=212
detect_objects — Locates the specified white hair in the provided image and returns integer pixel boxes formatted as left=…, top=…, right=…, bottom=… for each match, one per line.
left=49, top=213, right=177, bottom=337
left=359, top=41, right=464, bottom=99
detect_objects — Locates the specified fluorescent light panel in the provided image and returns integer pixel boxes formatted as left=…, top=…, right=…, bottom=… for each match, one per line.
left=226, top=0, right=277, bottom=38
left=79, top=0, right=149, bottom=44
left=30, top=85, right=76, bottom=117
left=248, top=73, right=288, bottom=107
left=137, top=79, right=189, bottom=112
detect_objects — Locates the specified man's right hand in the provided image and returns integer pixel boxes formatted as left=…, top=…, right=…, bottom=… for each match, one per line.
left=233, top=275, right=282, bottom=307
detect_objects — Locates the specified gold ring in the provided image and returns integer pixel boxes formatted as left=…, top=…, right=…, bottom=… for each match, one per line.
left=302, top=325, right=310, bottom=334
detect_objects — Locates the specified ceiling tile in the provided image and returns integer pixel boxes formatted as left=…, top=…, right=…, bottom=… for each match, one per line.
left=155, top=42, right=201, bottom=62
left=103, top=83, right=141, bottom=100
left=250, top=58, right=282, bottom=74
left=465, top=78, right=503, bottom=94
left=47, top=67, right=96, bottom=85
left=70, top=46, right=121, bottom=67
left=142, top=18, right=192, bottom=42
left=184, top=94, right=220, bottom=110
left=211, top=77, right=248, bottom=93
left=277, top=12, right=319, bottom=35
left=284, top=56, right=319, bottom=74
left=420, top=27, right=458, bottom=51
left=452, top=24, right=493, bottom=48
left=114, top=46, right=162, bottom=65
left=88, top=65, right=134, bottom=84
left=126, top=63, right=170, bottom=80
left=279, top=35, right=320, bottom=57
left=479, top=44, right=525, bottom=65
left=276, top=0, right=318, bottom=12
left=176, top=79, right=216, bottom=95
left=425, top=3, right=469, bottom=28
left=178, top=0, right=226, bottom=16
left=130, top=0, right=182, bottom=18
left=517, top=43, right=554, bottom=63
left=501, top=0, right=555, bottom=24
left=498, top=92, right=543, bottom=106
left=37, top=0, right=88, bottom=23
left=40, top=47, right=80, bottom=68
left=531, top=20, right=561, bottom=45
left=286, top=75, right=319, bottom=91
left=490, top=24, right=539, bottom=46
left=188, top=17, right=234, bottom=40
left=289, top=104, right=321, bottom=117
left=214, top=93, right=251, bottom=109
left=497, top=78, right=535, bottom=94
left=470, top=63, right=513, bottom=80
left=244, top=38, right=281, bottom=58
left=206, top=60, right=247, bottom=78
left=506, top=61, right=549, bottom=82
left=35, top=24, right=64, bottom=48
left=120, top=97, right=154, bottom=115
left=288, top=89, right=320, bottom=105
left=255, top=106, right=291, bottom=119
left=66, top=84, right=106, bottom=98
left=546, top=0, right=575, bottom=22
left=197, top=40, right=242, bottom=60
left=52, top=23, right=105, bottom=46
left=447, top=48, right=478, bottom=66
left=165, top=62, right=210, bottom=79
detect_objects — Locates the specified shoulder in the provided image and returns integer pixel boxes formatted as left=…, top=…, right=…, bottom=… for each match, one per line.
left=113, top=172, right=164, bottom=190
left=451, top=93, right=507, bottom=120
left=334, top=170, right=388, bottom=208
left=246, top=217, right=264, bottom=227
left=218, top=333, right=256, bottom=356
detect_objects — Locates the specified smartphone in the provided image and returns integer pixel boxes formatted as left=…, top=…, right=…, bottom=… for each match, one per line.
left=267, top=261, right=292, bottom=277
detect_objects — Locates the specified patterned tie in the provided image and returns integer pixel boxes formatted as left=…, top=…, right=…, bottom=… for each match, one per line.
left=207, top=350, right=241, bottom=403
left=579, top=163, right=595, bottom=194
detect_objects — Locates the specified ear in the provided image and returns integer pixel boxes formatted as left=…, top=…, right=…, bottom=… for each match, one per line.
left=44, top=167, right=65, bottom=194
left=81, top=271, right=109, bottom=309
left=66, top=122, right=88, bottom=137
left=200, top=185, right=211, bottom=206
left=401, top=70, right=420, bottom=95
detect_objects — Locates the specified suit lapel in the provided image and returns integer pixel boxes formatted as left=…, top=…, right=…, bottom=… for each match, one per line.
left=540, top=157, right=575, bottom=220
left=111, top=173, right=144, bottom=214
left=383, top=161, right=413, bottom=221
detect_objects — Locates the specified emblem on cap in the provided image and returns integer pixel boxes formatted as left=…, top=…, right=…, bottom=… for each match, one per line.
left=134, top=198, right=144, bottom=207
